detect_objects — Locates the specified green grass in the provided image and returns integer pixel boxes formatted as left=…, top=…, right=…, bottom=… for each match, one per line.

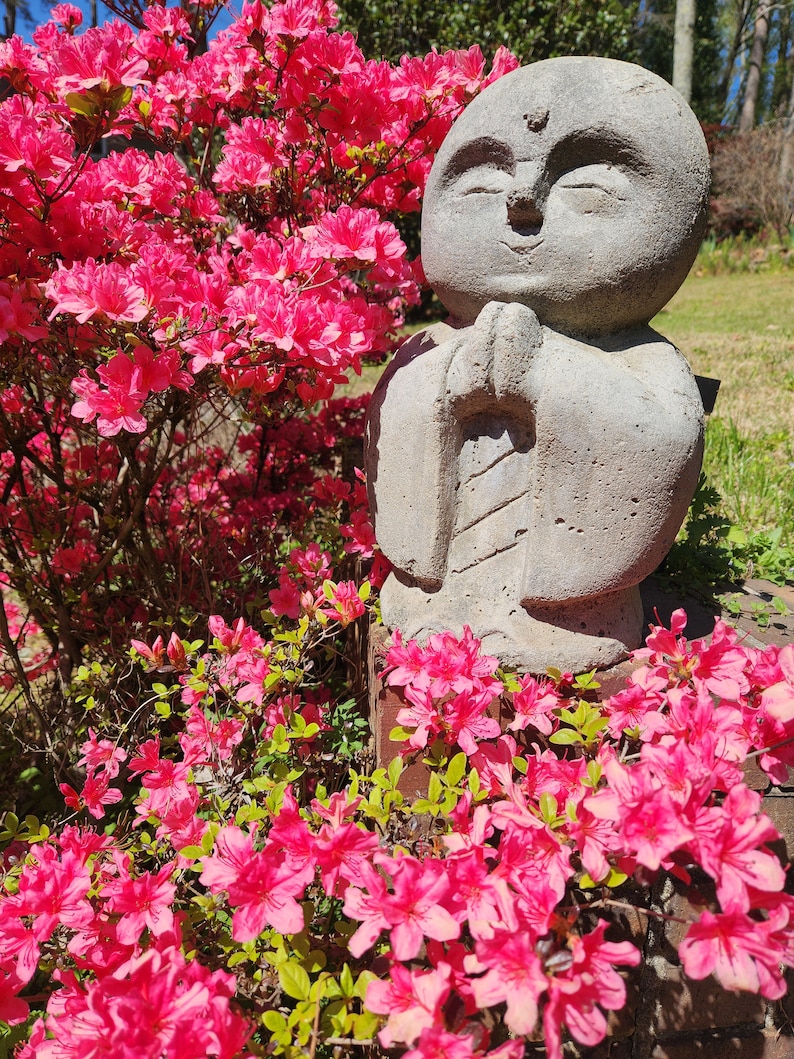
left=654, top=271, right=794, bottom=541
left=694, top=232, right=794, bottom=276
left=702, top=419, right=793, bottom=537
left=653, top=270, right=794, bottom=587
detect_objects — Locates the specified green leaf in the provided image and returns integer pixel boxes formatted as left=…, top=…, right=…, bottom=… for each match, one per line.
left=303, top=949, right=327, bottom=973
left=262, top=1010, right=287, bottom=1032
left=582, top=716, right=609, bottom=739
left=65, top=91, right=98, bottom=117
left=109, top=85, right=133, bottom=113
left=354, top=969, right=378, bottom=1000
left=580, top=866, right=628, bottom=889
left=512, top=755, right=528, bottom=775
left=339, top=963, right=354, bottom=997
left=279, top=960, right=311, bottom=1001
left=602, top=867, right=628, bottom=887
left=388, top=726, right=411, bottom=742
left=387, top=755, right=403, bottom=789
left=427, top=770, right=442, bottom=804
left=353, top=1010, right=380, bottom=1039
left=573, top=668, right=600, bottom=690
left=177, top=845, right=205, bottom=860
left=539, top=792, right=558, bottom=823
left=446, top=751, right=467, bottom=788
left=549, top=728, right=583, bottom=745
left=410, top=798, right=437, bottom=815
left=585, top=760, right=602, bottom=787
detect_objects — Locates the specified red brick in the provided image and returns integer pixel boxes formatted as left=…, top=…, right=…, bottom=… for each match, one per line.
left=651, top=1034, right=792, bottom=1059
left=650, top=964, right=766, bottom=1035
left=761, top=794, right=794, bottom=860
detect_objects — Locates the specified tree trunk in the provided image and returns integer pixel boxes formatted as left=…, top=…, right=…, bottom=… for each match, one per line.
left=779, top=72, right=794, bottom=222
left=673, top=0, right=697, bottom=102
left=4, top=0, right=16, bottom=38
left=738, top=0, right=772, bottom=131
left=719, top=0, right=755, bottom=122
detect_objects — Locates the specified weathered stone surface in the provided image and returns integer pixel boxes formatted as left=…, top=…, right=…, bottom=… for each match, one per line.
left=365, top=57, right=710, bottom=673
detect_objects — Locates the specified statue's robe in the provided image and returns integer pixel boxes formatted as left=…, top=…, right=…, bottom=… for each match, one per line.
left=365, top=306, right=703, bottom=636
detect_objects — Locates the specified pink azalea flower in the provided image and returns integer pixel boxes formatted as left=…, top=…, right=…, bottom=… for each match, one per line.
left=47, top=260, right=149, bottom=324
left=403, top=1026, right=476, bottom=1059
left=318, top=579, right=366, bottom=627
left=380, top=854, right=460, bottom=960
left=695, top=785, right=785, bottom=913
left=342, top=862, right=392, bottom=957
left=78, top=728, right=127, bottom=778
left=366, top=964, right=451, bottom=1047
left=200, top=828, right=310, bottom=942
left=760, top=643, right=794, bottom=723
left=0, top=968, right=28, bottom=1025
left=508, top=674, right=560, bottom=735
left=542, top=923, right=640, bottom=1059
left=471, top=929, right=546, bottom=1035
left=104, top=864, right=175, bottom=945
left=314, top=820, right=379, bottom=895
left=60, top=768, right=123, bottom=820
left=679, top=909, right=787, bottom=998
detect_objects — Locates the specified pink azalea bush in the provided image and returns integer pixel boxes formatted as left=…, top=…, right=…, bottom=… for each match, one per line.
left=1, top=609, right=793, bottom=1057
left=0, top=0, right=516, bottom=694
left=1, top=2, right=793, bottom=1057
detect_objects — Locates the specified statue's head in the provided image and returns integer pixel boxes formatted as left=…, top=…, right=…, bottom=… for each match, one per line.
left=421, top=57, right=711, bottom=336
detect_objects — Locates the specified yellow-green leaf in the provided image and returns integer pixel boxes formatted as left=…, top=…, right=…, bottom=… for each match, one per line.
left=279, top=961, right=311, bottom=1001
left=446, top=751, right=467, bottom=788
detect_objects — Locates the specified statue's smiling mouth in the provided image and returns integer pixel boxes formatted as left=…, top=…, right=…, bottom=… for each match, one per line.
left=501, top=239, right=543, bottom=254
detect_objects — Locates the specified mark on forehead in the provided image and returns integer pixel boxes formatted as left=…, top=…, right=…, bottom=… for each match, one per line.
left=522, top=107, right=549, bottom=133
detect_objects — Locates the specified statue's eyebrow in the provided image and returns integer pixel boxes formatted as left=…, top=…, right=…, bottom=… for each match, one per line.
left=442, top=138, right=515, bottom=183
left=546, top=129, right=652, bottom=178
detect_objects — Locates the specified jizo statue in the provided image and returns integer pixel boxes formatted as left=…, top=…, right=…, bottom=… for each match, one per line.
left=365, top=57, right=711, bottom=673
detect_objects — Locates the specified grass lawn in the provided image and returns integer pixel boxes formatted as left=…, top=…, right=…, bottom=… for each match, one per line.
left=654, top=271, right=794, bottom=440
left=655, top=272, right=793, bottom=548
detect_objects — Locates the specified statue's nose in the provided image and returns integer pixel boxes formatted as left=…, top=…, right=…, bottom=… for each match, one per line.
left=506, top=187, right=544, bottom=230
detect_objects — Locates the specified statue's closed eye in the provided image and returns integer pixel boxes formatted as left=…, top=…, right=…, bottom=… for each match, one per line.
left=454, top=165, right=512, bottom=197
left=553, top=164, right=629, bottom=213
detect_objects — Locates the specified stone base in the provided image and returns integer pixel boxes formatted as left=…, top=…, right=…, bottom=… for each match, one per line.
left=380, top=571, right=644, bottom=673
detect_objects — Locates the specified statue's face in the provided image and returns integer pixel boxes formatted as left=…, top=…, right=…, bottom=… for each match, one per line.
left=421, top=58, right=710, bottom=335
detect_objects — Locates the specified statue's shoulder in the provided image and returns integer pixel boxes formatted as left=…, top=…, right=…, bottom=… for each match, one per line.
left=594, top=324, right=687, bottom=361
left=393, top=319, right=461, bottom=363
left=376, top=319, right=465, bottom=395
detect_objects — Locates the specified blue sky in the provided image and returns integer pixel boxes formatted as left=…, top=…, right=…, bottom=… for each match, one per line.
left=14, top=0, right=236, bottom=40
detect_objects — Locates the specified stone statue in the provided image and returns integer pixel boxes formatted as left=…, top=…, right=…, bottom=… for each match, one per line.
left=365, top=57, right=711, bottom=673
